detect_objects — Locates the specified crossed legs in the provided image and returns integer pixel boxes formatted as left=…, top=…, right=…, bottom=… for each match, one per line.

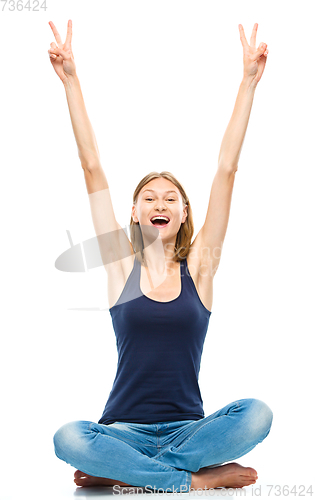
left=53, top=398, right=273, bottom=491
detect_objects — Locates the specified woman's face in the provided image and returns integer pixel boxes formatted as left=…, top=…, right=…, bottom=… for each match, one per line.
left=132, top=178, right=187, bottom=240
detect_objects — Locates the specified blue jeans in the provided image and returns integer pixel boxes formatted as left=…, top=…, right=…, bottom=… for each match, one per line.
left=53, top=398, right=273, bottom=493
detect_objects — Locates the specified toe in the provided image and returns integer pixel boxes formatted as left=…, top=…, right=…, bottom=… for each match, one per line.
left=74, top=477, right=90, bottom=487
left=245, top=467, right=258, bottom=478
left=244, top=478, right=257, bottom=486
left=74, top=469, right=86, bottom=479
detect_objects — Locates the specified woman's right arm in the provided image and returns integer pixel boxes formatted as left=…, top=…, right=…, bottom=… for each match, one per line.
left=48, top=20, right=107, bottom=185
left=61, top=74, right=134, bottom=261
left=63, top=74, right=101, bottom=174
left=62, top=74, right=110, bottom=194
left=48, top=20, right=134, bottom=265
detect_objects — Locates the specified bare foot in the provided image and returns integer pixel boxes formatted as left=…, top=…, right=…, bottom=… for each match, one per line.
left=74, top=462, right=258, bottom=490
left=191, top=462, right=258, bottom=490
left=74, top=469, right=133, bottom=487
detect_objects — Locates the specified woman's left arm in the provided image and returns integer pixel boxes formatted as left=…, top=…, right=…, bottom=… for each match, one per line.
left=192, top=23, right=269, bottom=277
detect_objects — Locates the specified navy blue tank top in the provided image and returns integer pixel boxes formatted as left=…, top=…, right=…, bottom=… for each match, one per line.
left=98, top=254, right=212, bottom=425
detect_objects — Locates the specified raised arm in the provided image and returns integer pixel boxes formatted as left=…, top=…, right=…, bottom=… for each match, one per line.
left=48, top=20, right=105, bottom=176
left=190, top=23, right=269, bottom=277
left=48, top=20, right=134, bottom=266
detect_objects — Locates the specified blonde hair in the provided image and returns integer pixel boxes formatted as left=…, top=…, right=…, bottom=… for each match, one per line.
left=129, top=171, right=194, bottom=265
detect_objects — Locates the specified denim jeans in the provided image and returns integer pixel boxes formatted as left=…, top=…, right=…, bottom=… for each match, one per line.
left=53, top=398, right=273, bottom=493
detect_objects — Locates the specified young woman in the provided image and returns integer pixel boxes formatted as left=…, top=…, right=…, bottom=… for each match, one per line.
left=49, top=20, right=273, bottom=492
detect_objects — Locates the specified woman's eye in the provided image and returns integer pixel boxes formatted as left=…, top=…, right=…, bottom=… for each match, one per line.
left=145, top=198, right=175, bottom=201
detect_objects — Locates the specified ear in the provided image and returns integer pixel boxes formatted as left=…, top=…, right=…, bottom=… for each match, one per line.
left=131, top=205, right=138, bottom=223
left=182, top=204, right=188, bottom=223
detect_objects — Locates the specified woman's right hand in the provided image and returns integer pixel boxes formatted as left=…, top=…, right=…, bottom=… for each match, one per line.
left=48, top=20, right=77, bottom=83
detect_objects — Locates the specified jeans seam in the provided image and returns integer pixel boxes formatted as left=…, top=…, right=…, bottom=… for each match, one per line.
left=88, top=423, right=157, bottom=447
left=186, top=470, right=191, bottom=491
left=150, top=456, right=182, bottom=472
left=153, top=447, right=170, bottom=460
left=173, top=401, right=242, bottom=453
left=172, top=417, right=222, bottom=453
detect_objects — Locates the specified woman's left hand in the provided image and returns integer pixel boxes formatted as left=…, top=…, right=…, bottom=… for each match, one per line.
left=239, top=23, right=269, bottom=85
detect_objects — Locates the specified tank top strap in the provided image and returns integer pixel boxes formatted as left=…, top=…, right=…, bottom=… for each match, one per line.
left=181, top=256, right=194, bottom=293
left=113, top=253, right=141, bottom=307
left=181, top=257, right=188, bottom=279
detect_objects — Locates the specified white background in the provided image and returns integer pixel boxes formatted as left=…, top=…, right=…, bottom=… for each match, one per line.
left=1, top=0, right=314, bottom=499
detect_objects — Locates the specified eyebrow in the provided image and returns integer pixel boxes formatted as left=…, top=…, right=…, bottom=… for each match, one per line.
left=142, top=189, right=178, bottom=195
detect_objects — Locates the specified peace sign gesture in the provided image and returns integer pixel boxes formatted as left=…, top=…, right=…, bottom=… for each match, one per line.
left=48, top=20, right=76, bottom=83
left=239, top=23, right=269, bottom=85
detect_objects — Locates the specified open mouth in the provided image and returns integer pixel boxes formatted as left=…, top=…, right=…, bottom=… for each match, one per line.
left=150, top=216, right=170, bottom=228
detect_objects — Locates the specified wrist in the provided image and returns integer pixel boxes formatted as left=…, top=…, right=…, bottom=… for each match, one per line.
left=241, top=75, right=257, bottom=92
left=62, top=72, right=79, bottom=88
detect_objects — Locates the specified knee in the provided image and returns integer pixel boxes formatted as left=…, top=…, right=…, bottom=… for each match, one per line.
left=241, top=398, right=273, bottom=441
left=53, top=421, right=85, bottom=461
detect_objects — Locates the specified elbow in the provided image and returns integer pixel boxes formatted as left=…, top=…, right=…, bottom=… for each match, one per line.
left=81, top=159, right=102, bottom=172
left=218, top=163, right=238, bottom=175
